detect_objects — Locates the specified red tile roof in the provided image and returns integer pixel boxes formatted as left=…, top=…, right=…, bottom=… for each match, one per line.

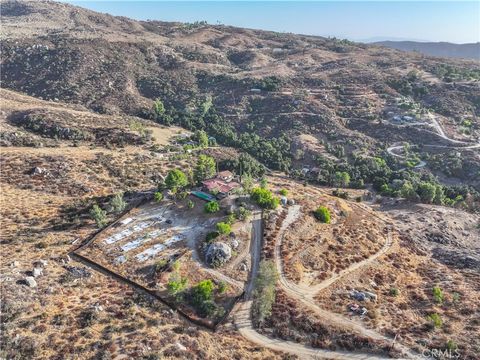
left=202, top=178, right=240, bottom=193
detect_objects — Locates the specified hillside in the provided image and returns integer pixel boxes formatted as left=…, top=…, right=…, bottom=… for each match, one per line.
left=374, top=41, right=480, bottom=61
left=1, top=2, right=480, bottom=360
left=2, top=2, right=479, bottom=170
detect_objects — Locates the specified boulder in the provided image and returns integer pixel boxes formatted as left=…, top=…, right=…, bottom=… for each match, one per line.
left=25, top=276, right=37, bottom=288
left=205, top=242, right=232, bottom=266
left=32, top=267, right=43, bottom=277
left=175, top=342, right=187, bottom=351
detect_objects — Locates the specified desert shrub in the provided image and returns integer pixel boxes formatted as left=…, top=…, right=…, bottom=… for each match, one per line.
left=236, top=206, right=251, bottom=221
left=314, top=206, right=331, bottom=223
left=167, top=277, right=188, bottom=296
left=279, top=188, right=288, bottom=196
left=250, top=187, right=279, bottom=209
left=216, top=222, right=231, bottom=235
left=187, top=199, right=195, bottom=209
left=108, top=192, right=126, bottom=214
left=154, top=191, right=163, bottom=202
left=389, top=287, right=399, bottom=297
left=78, top=309, right=98, bottom=328
left=446, top=340, right=457, bottom=351
left=204, top=201, right=220, bottom=213
left=190, top=279, right=220, bottom=317
left=426, top=313, right=442, bottom=328
left=332, top=189, right=349, bottom=199
left=432, top=286, right=444, bottom=303
left=253, top=260, right=278, bottom=324
left=218, top=281, right=228, bottom=294
left=90, top=204, right=107, bottom=228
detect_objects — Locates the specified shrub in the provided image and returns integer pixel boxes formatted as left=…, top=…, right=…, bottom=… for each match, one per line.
left=432, top=286, right=444, bottom=303
left=226, top=213, right=236, bottom=224
left=194, top=130, right=209, bottom=148
left=190, top=280, right=218, bottom=316
left=167, top=277, right=188, bottom=296
left=253, top=260, right=278, bottom=324
left=218, top=281, right=228, bottom=294
left=165, top=169, right=188, bottom=191
left=204, top=201, right=220, bottom=213
left=426, top=313, right=442, bottom=328
left=216, top=222, right=231, bottom=235
left=250, top=187, right=279, bottom=209
left=205, top=231, right=220, bottom=243
left=314, top=206, right=331, bottom=223
left=90, top=204, right=107, bottom=228
left=154, top=191, right=163, bottom=202
left=446, top=340, right=457, bottom=351
left=187, top=200, right=195, bottom=209
left=389, top=287, right=399, bottom=297
left=236, top=206, right=251, bottom=221
left=109, top=192, right=126, bottom=214
left=279, top=189, right=288, bottom=196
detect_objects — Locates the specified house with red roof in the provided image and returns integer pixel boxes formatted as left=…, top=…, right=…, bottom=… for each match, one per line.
left=202, top=171, right=240, bottom=198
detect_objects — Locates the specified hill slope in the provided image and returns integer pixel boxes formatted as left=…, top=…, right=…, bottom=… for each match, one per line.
left=1, top=0, right=480, bottom=194
left=374, top=41, right=480, bottom=61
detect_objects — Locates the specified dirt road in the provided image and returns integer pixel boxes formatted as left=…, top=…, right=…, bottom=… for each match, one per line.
left=235, top=204, right=427, bottom=359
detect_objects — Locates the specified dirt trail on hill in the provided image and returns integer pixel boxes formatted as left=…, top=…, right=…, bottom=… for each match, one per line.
left=234, top=205, right=425, bottom=359
left=235, top=210, right=392, bottom=359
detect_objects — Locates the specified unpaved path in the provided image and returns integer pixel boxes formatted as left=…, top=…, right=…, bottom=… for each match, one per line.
left=235, top=210, right=392, bottom=359
left=386, top=114, right=479, bottom=169
left=237, top=204, right=426, bottom=359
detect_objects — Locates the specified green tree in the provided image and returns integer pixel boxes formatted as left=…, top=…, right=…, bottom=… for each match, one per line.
left=334, top=171, right=350, bottom=188
left=153, top=98, right=165, bottom=116
left=194, top=154, right=216, bottom=183
left=165, top=169, right=188, bottom=191
left=191, top=279, right=215, bottom=305
left=400, top=180, right=417, bottom=200
left=253, top=260, right=278, bottom=324
left=241, top=174, right=254, bottom=194
left=194, top=130, right=209, bottom=148
left=250, top=187, right=279, bottom=209
left=216, top=222, right=231, bottom=235
left=433, top=184, right=445, bottom=205
left=90, top=204, right=107, bottom=228
left=109, top=192, right=126, bottom=214
left=314, top=206, right=331, bottom=223
left=417, top=182, right=437, bottom=203
left=204, top=201, right=220, bottom=213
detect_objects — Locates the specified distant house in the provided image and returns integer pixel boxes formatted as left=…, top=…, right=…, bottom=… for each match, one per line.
left=202, top=171, right=240, bottom=198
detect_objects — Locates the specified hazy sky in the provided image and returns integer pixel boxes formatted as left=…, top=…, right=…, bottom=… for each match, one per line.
left=65, top=1, right=480, bottom=43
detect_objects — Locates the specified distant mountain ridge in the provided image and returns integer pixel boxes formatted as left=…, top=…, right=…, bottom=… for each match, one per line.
left=374, top=41, right=480, bottom=61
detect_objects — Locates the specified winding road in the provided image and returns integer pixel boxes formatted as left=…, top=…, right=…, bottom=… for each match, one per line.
left=234, top=205, right=424, bottom=359
left=387, top=114, right=479, bottom=169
